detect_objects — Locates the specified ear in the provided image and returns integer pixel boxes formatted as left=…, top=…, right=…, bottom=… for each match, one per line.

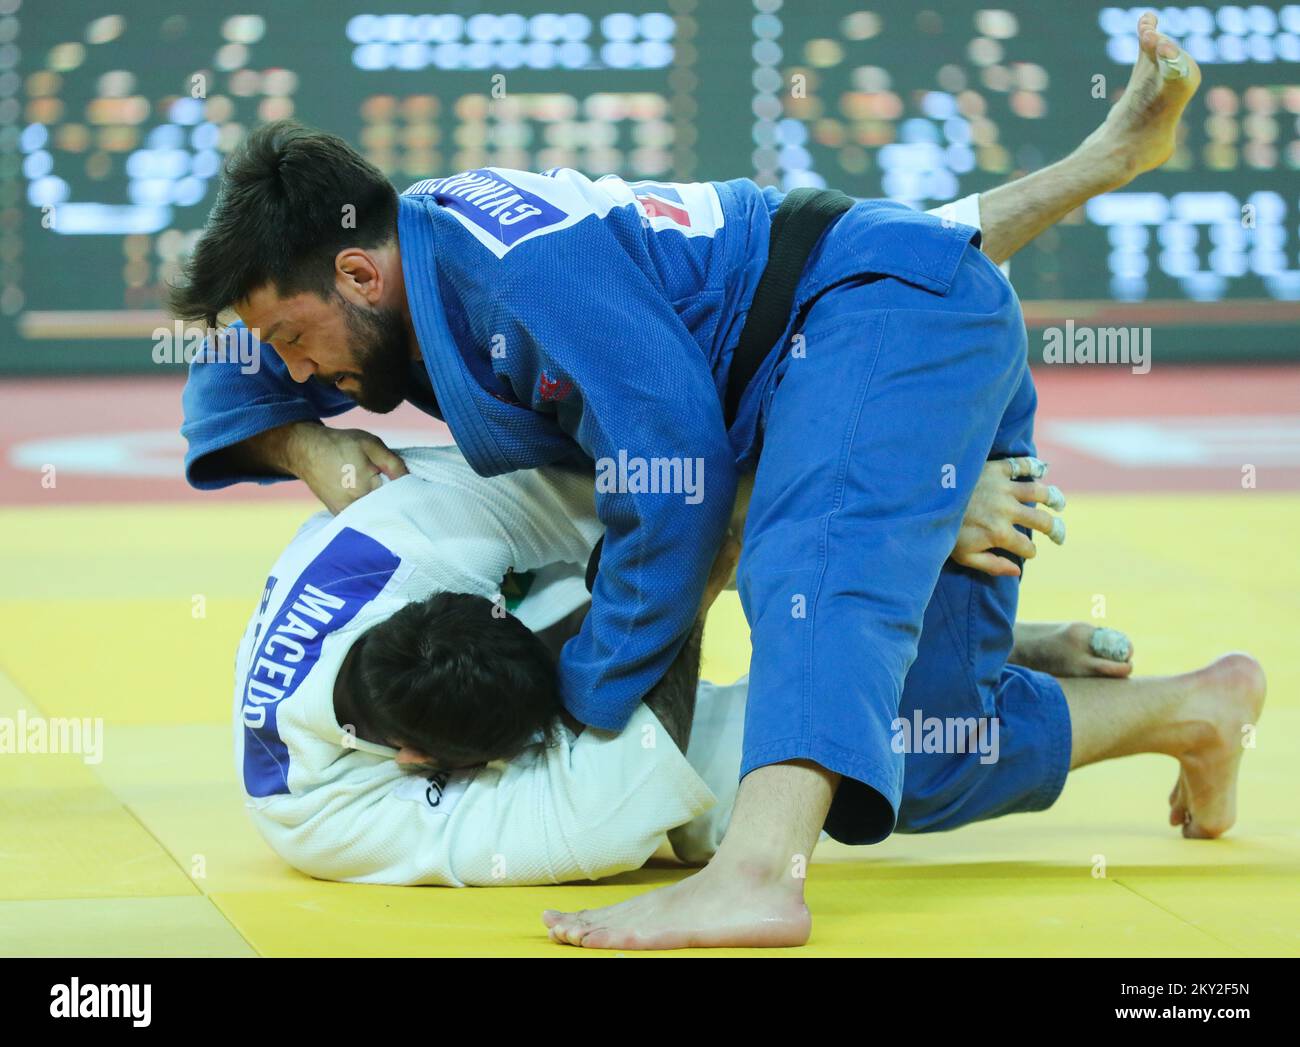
left=394, top=745, right=437, bottom=771
left=334, top=248, right=383, bottom=306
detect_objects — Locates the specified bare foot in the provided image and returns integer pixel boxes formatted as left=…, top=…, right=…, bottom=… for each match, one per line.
left=542, top=860, right=811, bottom=950
left=1011, top=622, right=1134, bottom=678
left=1080, top=11, right=1203, bottom=189
left=1165, top=654, right=1266, bottom=838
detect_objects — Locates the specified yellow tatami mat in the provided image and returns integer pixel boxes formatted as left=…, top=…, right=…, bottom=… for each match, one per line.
left=1, top=494, right=1296, bottom=956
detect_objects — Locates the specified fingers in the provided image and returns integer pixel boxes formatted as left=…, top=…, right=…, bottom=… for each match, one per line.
left=958, top=551, right=1021, bottom=579
left=1012, top=507, right=1065, bottom=546
left=310, top=430, right=402, bottom=512
left=1003, top=456, right=1048, bottom=480
left=1007, top=472, right=1065, bottom=545
left=1015, top=504, right=1056, bottom=540
left=1011, top=481, right=1066, bottom=512
left=362, top=435, right=409, bottom=479
left=963, top=458, right=1065, bottom=568
left=999, top=527, right=1037, bottom=561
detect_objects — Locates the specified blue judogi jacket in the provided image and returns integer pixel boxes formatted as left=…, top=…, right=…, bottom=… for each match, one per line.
left=182, top=167, right=977, bottom=730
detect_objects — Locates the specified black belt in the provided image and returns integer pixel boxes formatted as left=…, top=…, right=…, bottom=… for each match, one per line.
left=585, top=187, right=855, bottom=593
left=723, top=186, right=855, bottom=427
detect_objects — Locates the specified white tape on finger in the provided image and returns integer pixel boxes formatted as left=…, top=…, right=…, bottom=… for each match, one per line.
left=1010, top=456, right=1049, bottom=480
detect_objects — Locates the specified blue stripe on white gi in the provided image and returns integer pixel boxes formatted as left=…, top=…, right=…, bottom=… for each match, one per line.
left=241, top=528, right=401, bottom=797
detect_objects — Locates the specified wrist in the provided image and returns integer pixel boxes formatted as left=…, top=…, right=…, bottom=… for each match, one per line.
left=255, top=420, right=320, bottom=478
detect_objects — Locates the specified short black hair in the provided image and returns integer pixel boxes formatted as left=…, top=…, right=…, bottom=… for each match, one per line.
left=169, top=120, right=398, bottom=327
left=352, top=592, right=562, bottom=769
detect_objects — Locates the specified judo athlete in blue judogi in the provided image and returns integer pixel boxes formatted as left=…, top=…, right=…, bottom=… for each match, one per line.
left=175, top=23, right=1262, bottom=949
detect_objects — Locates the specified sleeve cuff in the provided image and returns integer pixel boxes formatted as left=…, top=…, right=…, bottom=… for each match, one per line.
left=926, top=193, right=1012, bottom=279
left=928, top=192, right=982, bottom=231
left=181, top=403, right=349, bottom=489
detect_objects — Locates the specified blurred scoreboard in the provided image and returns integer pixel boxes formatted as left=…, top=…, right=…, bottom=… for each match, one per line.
left=4, top=1, right=1300, bottom=372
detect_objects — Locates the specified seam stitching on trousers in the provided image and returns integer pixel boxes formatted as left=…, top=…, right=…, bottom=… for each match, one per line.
left=802, top=308, right=889, bottom=749
left=934, top=574, right=984, bottom=716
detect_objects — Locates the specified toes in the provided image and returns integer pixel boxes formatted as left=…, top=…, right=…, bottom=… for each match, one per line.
left=1156, top=42, right=1192, bottom=81
left=545, top=910, right=596, bottom=945
left=553, top=921, right=589, bottom=946
left=1089, top=627, right=1132, bottom=663
left=549, top=923, right=593, bottom=947
left=579, top=928, right=620, bottom=950
left=1089, top=657, right=1133, bottom=679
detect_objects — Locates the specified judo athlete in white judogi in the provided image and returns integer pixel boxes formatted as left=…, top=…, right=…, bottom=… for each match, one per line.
left=236, top=446, right=728, bottom=885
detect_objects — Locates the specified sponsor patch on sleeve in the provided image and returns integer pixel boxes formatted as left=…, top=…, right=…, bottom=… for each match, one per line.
left=404, top=169, right=572, bottom=257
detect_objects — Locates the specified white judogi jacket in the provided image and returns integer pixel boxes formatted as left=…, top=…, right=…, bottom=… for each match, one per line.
left=233, top=446, right=739, bottom=885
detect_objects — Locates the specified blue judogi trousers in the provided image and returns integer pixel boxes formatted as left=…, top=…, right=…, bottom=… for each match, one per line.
left=737, top=240, right=1072, bottom=844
